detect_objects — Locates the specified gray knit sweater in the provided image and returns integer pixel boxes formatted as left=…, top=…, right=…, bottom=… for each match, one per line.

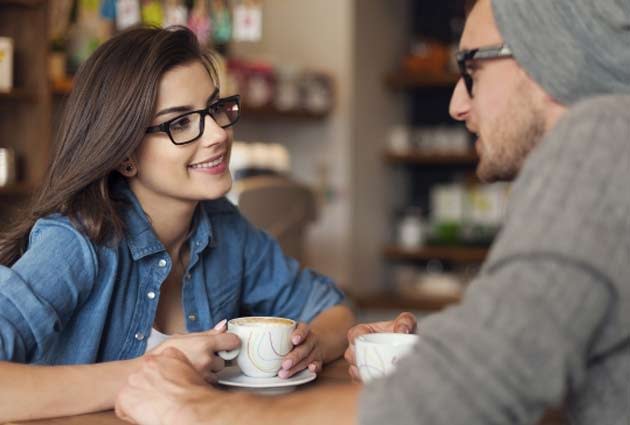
left=359, top=96, right=630, bottom=425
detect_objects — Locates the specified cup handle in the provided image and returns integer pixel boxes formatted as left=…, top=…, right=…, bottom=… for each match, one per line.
left=218, top=347, right=240, bottom=361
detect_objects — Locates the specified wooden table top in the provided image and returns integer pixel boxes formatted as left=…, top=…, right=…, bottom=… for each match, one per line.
left=6, top=359, right=353, bottom=425
left=5, top=359, right=565, bottom=425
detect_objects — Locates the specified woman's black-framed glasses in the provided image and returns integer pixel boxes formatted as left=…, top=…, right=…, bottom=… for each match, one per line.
left=455, top=44, right=513, bottom=98
left=146, top=94, right=241, bottom=145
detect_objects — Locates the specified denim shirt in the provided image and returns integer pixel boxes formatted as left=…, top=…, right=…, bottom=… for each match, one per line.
left=0, top=183, right=344, bottom=364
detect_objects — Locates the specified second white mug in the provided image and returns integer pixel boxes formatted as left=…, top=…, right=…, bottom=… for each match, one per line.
left=355, top=332, right=419, bottom=383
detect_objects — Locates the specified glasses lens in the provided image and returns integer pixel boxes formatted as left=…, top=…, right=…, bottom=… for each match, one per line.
left=168, top=112, right=202, bottom=144
left=211, top=98, right=240, bottom=128
left=464, top=74, right=473, bottom=97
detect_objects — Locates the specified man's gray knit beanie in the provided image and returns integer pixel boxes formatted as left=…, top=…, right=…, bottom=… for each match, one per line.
left=491, top=0, right=630, bottom=105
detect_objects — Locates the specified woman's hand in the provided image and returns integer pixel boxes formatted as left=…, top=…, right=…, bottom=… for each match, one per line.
left=116, top=348, right=217, bottom=425
left=278, top=322, right=324, bottom=379
left=149, top=321, right=240, bottom=382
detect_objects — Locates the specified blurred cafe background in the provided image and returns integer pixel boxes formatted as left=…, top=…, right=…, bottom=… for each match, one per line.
left=0, top=0, right=511, bottom=326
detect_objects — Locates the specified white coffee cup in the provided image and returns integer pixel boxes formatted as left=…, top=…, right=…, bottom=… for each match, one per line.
left=355, top=332, right=419, bottom=383
left=218, top=316, right=296, bottom=378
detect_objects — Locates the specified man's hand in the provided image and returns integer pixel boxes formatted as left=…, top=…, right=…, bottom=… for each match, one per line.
left=343, top=312, right=417, bottom=381
left=116, top=348, right=216, bottom=425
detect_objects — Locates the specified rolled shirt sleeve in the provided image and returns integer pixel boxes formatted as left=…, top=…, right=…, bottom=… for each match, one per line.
left=0, top=218, right=97, bottom=362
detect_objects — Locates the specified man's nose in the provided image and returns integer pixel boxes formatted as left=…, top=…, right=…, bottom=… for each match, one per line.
left=449, top=78, right=471, bottom=122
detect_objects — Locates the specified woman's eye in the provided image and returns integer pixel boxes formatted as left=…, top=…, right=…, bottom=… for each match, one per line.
left=209, top=102, right=223, bottom=114
left=170, top=117, right=192, bottom=132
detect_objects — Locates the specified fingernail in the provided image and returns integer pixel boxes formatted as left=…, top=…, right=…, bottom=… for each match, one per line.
left=308, top=363, right=316, bottom=372
left=282, top=359, right=293, bottom=370
left=278, top=370, right=289, bottom=379
left=292, top=335, right=301, bottom=345
left=213, top=319, right=227, bottom=330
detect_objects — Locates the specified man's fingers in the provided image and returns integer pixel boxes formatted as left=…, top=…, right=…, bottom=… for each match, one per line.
left=344, top=346, right=356, bottom=366
left=348, top=365, right=362, bottom=382
left=161, top=347, right=189, bottom=362
left=393, top=312, right=417, bottom=334
left=347, top=313, right=418, bottom=345
left=346, top=324, right=374, bottom=344
left=115, top=392, right=139, bottom=424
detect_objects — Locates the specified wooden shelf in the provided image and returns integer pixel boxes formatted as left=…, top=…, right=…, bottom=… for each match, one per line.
left=384, top=244, right=489, bottom=263
left=0, top=0, right=45, bottom=7
left=384, top=150, right=478, bottom=165
left=0, top=88, right=34, bottom=101
left=385, top=71, right=459, bottom=90
left=0, top=182, right=34, bottom=196
left=350, top=291, right=460, bottom=312
left=52, top=80, right=331, bottom=120
left=243, top=104, right=330, bottom=120
left=51, top=78, right=73, bottom=96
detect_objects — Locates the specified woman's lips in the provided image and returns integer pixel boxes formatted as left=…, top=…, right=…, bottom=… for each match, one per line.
left=188, top=155, right=228, bottom=175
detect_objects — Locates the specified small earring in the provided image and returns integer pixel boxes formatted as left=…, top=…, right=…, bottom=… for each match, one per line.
left=125, top=164, right=134, bottom=173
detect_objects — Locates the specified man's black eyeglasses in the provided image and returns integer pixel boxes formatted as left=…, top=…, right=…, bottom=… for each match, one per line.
left=146, top=94, right=241, bottom=145
left=455, top=44, right=513, bottom=98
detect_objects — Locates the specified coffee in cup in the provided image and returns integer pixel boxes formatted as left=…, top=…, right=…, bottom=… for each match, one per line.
left=218, top=316, right=296, bottom=378
left=355, top=332, right=419, bottom=383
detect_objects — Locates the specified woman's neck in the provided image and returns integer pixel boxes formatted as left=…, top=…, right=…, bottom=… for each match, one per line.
left=129, top=183, right=197, bottom=257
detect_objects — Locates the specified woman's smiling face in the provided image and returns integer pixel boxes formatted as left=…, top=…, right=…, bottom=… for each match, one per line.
left=130, top=60, right=234, bottom=205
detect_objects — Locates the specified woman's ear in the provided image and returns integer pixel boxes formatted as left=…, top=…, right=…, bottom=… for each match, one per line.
left=118, top=158, right=138, bottom=177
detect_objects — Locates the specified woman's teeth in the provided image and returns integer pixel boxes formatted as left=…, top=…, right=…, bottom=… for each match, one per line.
left=189, top=155, right=223, bottom=169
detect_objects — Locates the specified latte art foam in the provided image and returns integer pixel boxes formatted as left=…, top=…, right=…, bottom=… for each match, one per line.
left=231, top=317, right=295, bottom=328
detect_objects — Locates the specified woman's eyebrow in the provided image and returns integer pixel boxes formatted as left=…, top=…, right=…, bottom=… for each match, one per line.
left=155, top=105, right=194, bottom=118
left=206, top=87, right=220, bottom=105
left=154, top=88, right=219, bottom=118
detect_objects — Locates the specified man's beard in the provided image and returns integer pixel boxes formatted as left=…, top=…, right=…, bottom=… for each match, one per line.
left=476, top=90, right=546, bottom=183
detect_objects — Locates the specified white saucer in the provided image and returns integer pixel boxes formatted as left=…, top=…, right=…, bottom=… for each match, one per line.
left=217, top=366, right=317, bottom=394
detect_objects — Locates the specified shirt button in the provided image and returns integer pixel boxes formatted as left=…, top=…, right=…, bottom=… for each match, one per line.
left=134, top=332, right=145, bottom=341
left=195, top=241, right=201, bottom=246
left=146, top=291, right=156, bottom=300
left=188, top=314, right=197, bottom=322
left=158, top=259, right=167, bottom=268
left=185, top=273, right=192, bottom=280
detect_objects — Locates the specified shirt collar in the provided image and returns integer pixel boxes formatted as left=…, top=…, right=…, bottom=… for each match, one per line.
left=113, top=179, right=215, bottom=261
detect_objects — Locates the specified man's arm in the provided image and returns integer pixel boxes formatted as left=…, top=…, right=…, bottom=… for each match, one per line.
left=116, top=348, right=360, bottom=425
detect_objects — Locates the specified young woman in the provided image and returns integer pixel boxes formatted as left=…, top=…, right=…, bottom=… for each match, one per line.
left=0, top=27, right=354, bottom=422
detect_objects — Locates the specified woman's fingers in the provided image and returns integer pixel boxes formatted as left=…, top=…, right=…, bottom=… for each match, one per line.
left=281, top=333, right=315, bottom=372
left=291, top=322, right=310, bottom=345
left=279, top=347, right=318, bottom=378
left=308, top=360, right=322, bottom=374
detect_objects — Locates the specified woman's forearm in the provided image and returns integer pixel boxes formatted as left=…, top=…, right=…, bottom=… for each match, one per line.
left=0, top=358, right=142, bottom=422
left=310, top=304, right=356, bottom=363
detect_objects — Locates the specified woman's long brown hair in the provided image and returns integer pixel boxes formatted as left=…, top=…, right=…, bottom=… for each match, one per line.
left=0, top=26, right=219, bottom=266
